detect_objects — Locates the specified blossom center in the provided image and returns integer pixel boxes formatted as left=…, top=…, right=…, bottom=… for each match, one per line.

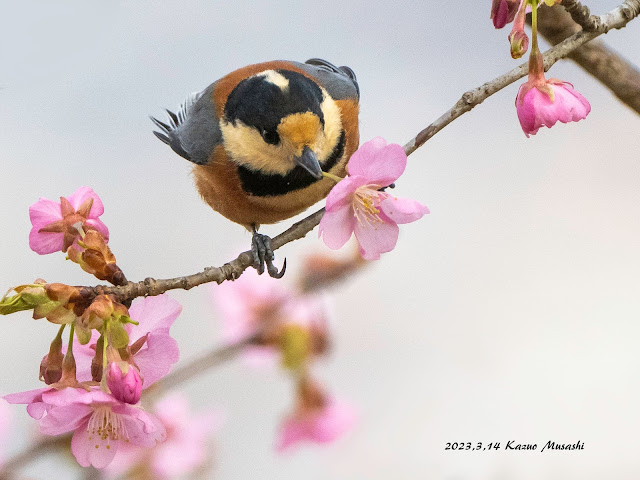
left=352, top=184, right=384, bottom=227
left=87, top=405, right=128, bottom=448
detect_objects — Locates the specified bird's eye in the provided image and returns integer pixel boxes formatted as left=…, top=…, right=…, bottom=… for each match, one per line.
left=261, top=129, right=280, bottom=145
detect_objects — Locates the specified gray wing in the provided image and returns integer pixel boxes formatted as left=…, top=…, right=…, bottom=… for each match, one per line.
left=297, top=58, right=359, bottom=100
left=151, top=82, right=222, bottom=166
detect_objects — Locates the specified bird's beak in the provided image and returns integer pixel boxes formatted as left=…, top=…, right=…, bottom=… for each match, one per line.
left=294, top=146, right=323, bottom=179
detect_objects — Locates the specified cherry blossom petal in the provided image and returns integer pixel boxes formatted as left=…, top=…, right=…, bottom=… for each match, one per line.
left=133, top=332, right=179, bottom=387
left=319, top=205, right=356, bottom=250
left=85, top=218, right=110, bottom=241
left=29, top=198, right=62, bottom=229
left=39, top=404, right=93, bottom=435
left=276, top=419, right=307, bottom=451
left=128, top=295, right=182, bottom=341
left=42, top=388, right=112, bottom=407
left=379, top=196, right=430, bottom=224
left=346, top=138, right=406, bottom=186
left=4, top=388, right=46, bottom=405
left=353, top=218, right=399, bottom=261
left=29, top=229, right=64, bottom=255
left=4, top=389, right=49, bottom=420
left=117, top=406, right=166, bottom=447
left=309, top=400, right=356, bottom=443
left=27, top=401, right=48, bottom=420
left=71, top=421, right=118, bottom=468
left=324, top=175, right=367, bottom=212
left=67, top=187, right=105, bottom=218
left=276, top=399, right=356, bottom=451
left=0, top=398, right=12, bottom=458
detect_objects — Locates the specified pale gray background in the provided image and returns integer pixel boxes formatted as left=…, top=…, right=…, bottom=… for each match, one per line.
left=2, top=1, right=640, bottom=479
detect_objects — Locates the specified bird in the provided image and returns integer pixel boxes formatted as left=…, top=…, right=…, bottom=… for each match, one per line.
left=151, top=58, right=360, bottom=278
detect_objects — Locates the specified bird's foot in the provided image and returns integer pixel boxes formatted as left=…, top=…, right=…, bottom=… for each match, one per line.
left=251, top=232, right=286, bottom=278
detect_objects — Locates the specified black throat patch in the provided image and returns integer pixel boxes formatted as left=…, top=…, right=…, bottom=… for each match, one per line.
left=237, top=130, right=346, bottom=197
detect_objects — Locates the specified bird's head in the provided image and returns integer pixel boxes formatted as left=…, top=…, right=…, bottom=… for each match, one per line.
left=220, top=69, right=343, bottom=179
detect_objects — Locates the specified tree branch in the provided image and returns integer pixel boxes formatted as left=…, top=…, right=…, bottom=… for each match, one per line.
left=560, top=0, right=599, bottom=31
left=144, top=333, right=260, bottom=400
left=534, top=3, right=640, bottom=114
left=83, top=0, right=640, bottom=304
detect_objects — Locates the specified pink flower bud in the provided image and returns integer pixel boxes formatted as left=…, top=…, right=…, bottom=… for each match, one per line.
left=491, top=0, right=521, bottom=29
left=107, top=362, right=142, bottom=404
left=509, top=30, right=529, bottom=59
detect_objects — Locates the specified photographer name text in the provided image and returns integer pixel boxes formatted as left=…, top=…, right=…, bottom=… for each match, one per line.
left=444, top=441, right=584, bottom=452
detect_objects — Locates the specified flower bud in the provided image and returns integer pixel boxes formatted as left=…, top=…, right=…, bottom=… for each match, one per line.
left=491, top=0, right=520, bottom=29
left=68, top=230, right=126, bottom=285
left=509, top=30, right=529, bottom=59
left=39, top=330, right=65, bottom=384
left=107, top=361, right=143, bottom=404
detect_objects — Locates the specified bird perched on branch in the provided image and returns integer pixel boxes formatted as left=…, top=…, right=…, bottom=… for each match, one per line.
left=151, top=58, right=360, bottom=278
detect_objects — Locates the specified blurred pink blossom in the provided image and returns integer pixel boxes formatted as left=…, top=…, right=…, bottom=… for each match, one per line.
left=29, top=186, right=109, bottom=255
left=107, top=392, right=221, bottom=479
left=212, top=269, right=330, bottom=366
left=0, top=399, right=12, bottom=465
left=277, top=396, right=356, bottom=452
left=319, top=137, right=429, bottom=260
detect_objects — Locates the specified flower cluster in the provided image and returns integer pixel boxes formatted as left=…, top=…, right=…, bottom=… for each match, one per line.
left=28, top=187, right=125, bottom=284
left=491, top=0, right=591, bottom=135
left=4, top=294, right=181, bottom=469
left=214, top=268, right=356, bottom=451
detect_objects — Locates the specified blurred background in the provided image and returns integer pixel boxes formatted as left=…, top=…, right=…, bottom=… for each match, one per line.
left=1, top=0, right=640, bottom=478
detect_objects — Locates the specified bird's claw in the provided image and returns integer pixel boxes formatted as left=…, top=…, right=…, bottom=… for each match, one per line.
left=251, top=232, right=286, bottom=278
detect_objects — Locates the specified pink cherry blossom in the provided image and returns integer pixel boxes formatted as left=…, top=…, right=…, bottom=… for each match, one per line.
left=0, top=399, right=12, bottom=465
left=106, top=393, right=221, bottom=479
left=106, top=362, right=143, bottom=404
left=276, top=397, right=356, bottom=452
left=39, top=388, right=165, bottom=469
left=29, top=186, right=109, bottom=255
left=516, top=49, right=591, bottom=137
left=319, top=137, right=429, bottom=260
left=516, top=79, right=591, bottom=137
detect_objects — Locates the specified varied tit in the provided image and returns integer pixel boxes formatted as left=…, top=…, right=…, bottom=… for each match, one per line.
left=151, top=58, right=360, bottom=278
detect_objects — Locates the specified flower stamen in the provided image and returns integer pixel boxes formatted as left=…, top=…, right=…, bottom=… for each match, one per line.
left=352, top=184, right=384, bottom=228
left=87, top=405, right=129, bottom=448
